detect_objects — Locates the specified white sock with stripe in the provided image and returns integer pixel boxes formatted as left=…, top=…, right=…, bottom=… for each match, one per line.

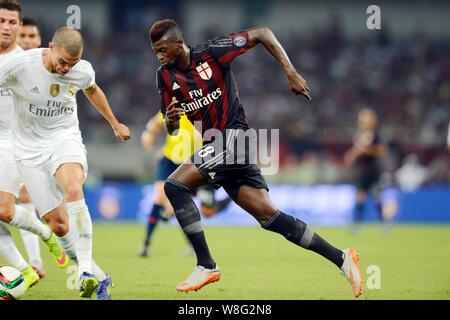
left=66, top=199, right=93, bottom=278
left=11, top=205, right=51, bottom=241
left=0, top=222, right=29, bottom=271
left=18, top=203, right=43, bottom=269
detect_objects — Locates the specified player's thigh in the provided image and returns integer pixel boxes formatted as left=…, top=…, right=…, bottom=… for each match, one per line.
left=17, top=163, right=64, bottom=218
left=54, top=162, right=85, bottom=188
left=52, top=137, right=88, bottom=198
left=168, top=161, right=206, bottom=190
left=0, top=143, right=21, bottom=201
left=231, top=185, right=277, bottom=224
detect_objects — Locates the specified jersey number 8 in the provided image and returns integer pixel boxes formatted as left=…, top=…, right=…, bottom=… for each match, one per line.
left=198, top=145, right=215, bottom=157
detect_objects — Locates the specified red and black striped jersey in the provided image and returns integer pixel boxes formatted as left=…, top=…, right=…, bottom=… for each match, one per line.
left=157, top=31, right=250, bottom=136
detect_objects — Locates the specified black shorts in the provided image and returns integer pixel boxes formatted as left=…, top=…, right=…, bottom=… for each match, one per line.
left=355, top=167, right=381, bottom=193
left=189, top=128, right=269, bottom=201
left=155, top=156, right=179, bottom=181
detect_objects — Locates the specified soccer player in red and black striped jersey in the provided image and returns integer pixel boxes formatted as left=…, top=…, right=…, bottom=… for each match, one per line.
left=149, top=19, right=362, bottom=297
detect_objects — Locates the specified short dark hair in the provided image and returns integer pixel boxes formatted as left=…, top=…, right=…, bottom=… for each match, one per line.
left=0, top=0, right=22, bottom=21
left=22, top=16, right=39, bottom=29
left=52, top=27, right=83, bottom=56
left=149, top=19, right=182, bottom=43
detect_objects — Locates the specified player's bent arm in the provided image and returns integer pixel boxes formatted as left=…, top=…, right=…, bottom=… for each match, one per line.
left=246, top=27, right=295, bottom=73
left=163, top=116, right=180, bottom=136
left=360, top=144, right=387, bottom=157
left=246, top=27, right=311, bottom=100
left=163, top=97, right=183, bottom=136
left=141, top=113, right=163, bottom=149
left=83, top=83, right=131, bottom=141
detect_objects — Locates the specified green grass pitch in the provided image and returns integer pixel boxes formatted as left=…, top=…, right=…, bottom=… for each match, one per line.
left=2, top=224, right=450, bottom=300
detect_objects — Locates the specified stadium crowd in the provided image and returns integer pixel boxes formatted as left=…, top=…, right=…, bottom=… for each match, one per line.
left=36, top=19, right=450, bottom=185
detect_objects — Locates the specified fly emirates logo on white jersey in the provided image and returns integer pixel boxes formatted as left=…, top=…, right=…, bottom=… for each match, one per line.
left=28, top=99, right=74, bottom=117
left=181, top=88, right=222, bottom=113
left=0, top=88, right=12, bottom=96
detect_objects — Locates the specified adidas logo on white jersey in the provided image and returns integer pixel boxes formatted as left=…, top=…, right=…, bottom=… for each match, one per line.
left=30, top=87, right=40, bottom=94
left=172, top=82, right=180, bottom=90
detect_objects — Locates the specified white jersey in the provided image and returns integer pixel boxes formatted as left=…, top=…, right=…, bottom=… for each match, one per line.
left=0, top=45, right=23, bottom=140
left=0, top=48, right=95, bottom=166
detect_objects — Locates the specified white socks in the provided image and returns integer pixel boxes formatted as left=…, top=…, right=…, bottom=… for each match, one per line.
left=92, top=261, right=107, bottom=281
left=18, top=203, right=43, bottom=269
left=56, top=199, right=107, bottom=281
left=0, top=222, right=29, bottom=271
left=66, top=199, right=93, bottom=277
left=10, top=204, right=51, bottom=241
left=55, top=230, right=107, bottom=281
left=55, top=230, right=77, bottom=261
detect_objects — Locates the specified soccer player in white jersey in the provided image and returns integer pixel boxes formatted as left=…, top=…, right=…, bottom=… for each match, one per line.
left=0, top=25, right=132, bottom=299
left=15, top=16, right=46, bottom=279
left=0, top=0, right=66, bottom=289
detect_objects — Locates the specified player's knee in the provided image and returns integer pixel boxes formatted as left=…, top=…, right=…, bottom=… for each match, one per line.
left=52, top=223, right=69, bottom=237
left=254, top=204, right=278, bottom=226
left=0, top=205, right=14, bottom=223
left=63, top=183, right=84, bottom=202
left=164, top=179, right=188, bottom=201
left=47, top=217, right=69, bottom=237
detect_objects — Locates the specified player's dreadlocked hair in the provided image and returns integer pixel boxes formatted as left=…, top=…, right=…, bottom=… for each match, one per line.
left=0, top=0, right=22, bottom=21
left=149, top=19, right=182, bottom=43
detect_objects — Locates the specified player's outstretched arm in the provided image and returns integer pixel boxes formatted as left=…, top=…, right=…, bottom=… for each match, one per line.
left=246, top=27, right=311, bottom=100
left=141, top=113, right=163, bottom=149
left=83, top=84, right=132, bottom=141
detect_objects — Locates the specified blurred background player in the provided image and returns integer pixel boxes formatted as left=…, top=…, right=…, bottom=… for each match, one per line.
left=139, top=111, right=232, bottom=257
left=15, top=15, right=45, bottom=279
left=17, top=16, right=40, bottom=50
left=344, top=108, right=387, bottom=232
left=0, top=0, right=63, bottom=289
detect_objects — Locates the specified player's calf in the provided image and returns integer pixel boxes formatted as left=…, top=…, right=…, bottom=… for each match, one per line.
left=262, top=210, right=344, bottom=269
left=44, top=216, right=69, bottom=237
left=164, top=179, right=216, bottom=270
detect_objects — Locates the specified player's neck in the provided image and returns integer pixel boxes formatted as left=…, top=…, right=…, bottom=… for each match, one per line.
left=176, top=45, right=191, bottom=70
left=41, top=48, right=56, bottom=73
left=0, top=42, right=17, bottom=55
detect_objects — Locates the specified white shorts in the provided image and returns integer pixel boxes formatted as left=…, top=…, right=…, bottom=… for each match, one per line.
left=0, top=139, right=21, bottom=198
left=17, top=137, right=88, bottom=217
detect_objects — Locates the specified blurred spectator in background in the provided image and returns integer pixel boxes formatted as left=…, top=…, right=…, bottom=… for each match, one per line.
left=29, top=15, right=448, bottom=185
left=395, top=154, right=429, bottom=192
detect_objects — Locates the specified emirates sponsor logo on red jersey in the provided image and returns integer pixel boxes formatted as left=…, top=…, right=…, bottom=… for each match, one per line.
left=181, top=88, right=222, bottom=112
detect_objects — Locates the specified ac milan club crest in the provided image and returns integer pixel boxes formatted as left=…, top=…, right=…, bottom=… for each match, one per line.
left=196, top=62, right=212, bottom=80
